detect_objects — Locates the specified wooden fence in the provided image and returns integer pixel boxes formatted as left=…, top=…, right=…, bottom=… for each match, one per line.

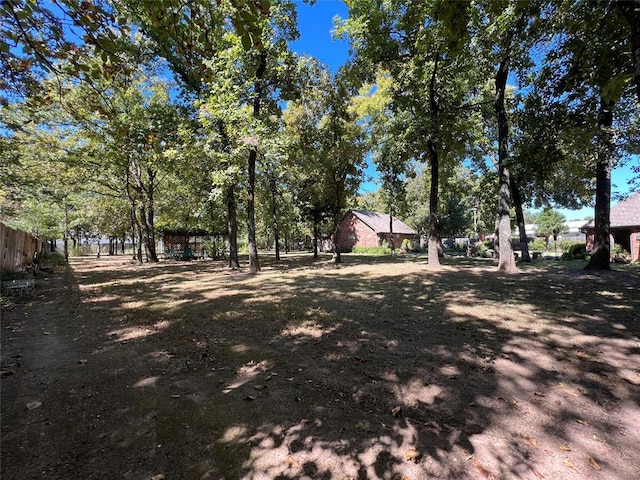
left=1, top=223, right=43, bottom=272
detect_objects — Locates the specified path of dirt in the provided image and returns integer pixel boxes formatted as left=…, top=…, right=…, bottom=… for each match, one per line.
left=1, top=255, right=639, bottom=479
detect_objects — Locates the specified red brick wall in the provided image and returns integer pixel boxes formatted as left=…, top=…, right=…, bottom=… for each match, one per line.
left=337, top=212, right=380, bottom=250
left=631, top=230, right=640, bottom=261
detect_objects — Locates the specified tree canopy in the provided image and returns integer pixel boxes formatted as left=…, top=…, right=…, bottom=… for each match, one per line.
left=1, top=0, right=637, bottom=272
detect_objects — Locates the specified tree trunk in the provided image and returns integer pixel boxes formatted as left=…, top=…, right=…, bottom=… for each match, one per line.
left=494, top=49, right=517, bottom=273
left=332, top=217, right=342, bottom=263
left=426, top=49, right=442, bottom=269
left=63, top=204, right=69, bottom=262
left=247, top=52, right=267, bottom=274
left=226, top=185, right=240, bottom=269
left=585, top=97, right=614, bottom=270
left=389, top=208, right=395, bottom=254
left=313, top=210, right=319, bottom=260
left=427, top=139, right=441, bottom=268
left=511, top=175, right=531, bottom=262
left=143, top=168, right=158, bottom=262
left=270, top=175, right=280, bottom=260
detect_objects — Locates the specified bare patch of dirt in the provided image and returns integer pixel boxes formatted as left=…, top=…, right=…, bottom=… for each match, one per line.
left=2, top=254, right=639, bottom=479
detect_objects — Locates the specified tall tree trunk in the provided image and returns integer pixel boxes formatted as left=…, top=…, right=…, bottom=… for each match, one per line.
left=63, top=203, right=69, bottom=262
left=495, top=49, right=517, bottom=273
left=332, top=179, right=344, bottom=264
left=332, top=212, right=342, bottom=263
left=125, top=164, right=142, bottom=265
left=313, top=210, right=319, bottom=260
left=426, top=50, right=442, bottom=269
left=137, top=226, right=143, bottom=263
left=226, top=185, right=240, bottom=269
left=130, top=210, right=138, bottom=263
left=270, top=175, right=280, bottom=260
left=143, top=168, right=158, bottom=262
left=427, top=139, right=440, bottom=268
left=389, top=207, right=395, bottom=254
left=247, top=52, right=267, bottom=274
left=585, top=97, right=614, bottom=270
left=511, top=175, right=531, bottom=262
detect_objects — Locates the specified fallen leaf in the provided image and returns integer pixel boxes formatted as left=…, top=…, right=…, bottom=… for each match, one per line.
left=523, top=435, right=538, bottom=448
left=26, top=401, right=42, bottom=410
left=78, top=359, right=88, bottom=365
left=576, top=419, right=590, bottom=426
left=284, top=456, right=299, bottom=467
left=472, top=458, right=494, bottom=478
left=244, top=395, right=256, bottom=401
left=588, top=458, right=602, bottom=471
left=563, top=459, right=578, bottom=471
left=253, top=384, right=268, bottom=390
left=391, top=406, right=401, bottom=417
left=558, top=443, right=571, bottom=451
left=404, top=449, right=420, bottom=462
left=534, top=391, right=546, bottom=397
left=151, top=475, right=165, bottom=480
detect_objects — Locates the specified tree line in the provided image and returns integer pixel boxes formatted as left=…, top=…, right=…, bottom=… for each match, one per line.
left=1, top=0, right=638, bottom=272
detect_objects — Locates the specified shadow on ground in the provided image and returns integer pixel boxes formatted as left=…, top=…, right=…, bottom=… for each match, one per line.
left=1, top=253, right=639, bottom=479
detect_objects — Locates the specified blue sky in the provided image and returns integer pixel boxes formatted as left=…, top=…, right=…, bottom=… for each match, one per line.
left=288, top=0, right=638, bottom=221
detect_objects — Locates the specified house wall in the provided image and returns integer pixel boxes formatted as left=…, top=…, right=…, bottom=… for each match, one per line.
left=586, top=229, right=640, bottom=262
left=379, top=232, right=416, bottom=249
left=337, top=212, right=380, bottom=250
left=630, top=230, right=640, bottom=261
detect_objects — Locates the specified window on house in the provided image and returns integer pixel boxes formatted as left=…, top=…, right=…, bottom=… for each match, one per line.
left=348, top=234, right=355, bottom=243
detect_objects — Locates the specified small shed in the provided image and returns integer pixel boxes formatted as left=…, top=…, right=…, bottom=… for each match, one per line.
left=582, top=192, right=640, bottom=261
left=160, top=229, right=212, bottom=260
left=337, top=210, right=417, bottom=251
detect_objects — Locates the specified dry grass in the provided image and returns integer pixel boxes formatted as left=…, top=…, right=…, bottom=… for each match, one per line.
left=1, top=253, right=639, bottom=480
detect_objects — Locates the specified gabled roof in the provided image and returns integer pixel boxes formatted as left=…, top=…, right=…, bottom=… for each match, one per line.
left=349, top=210, right=416, bottom=235
left=583, top=192, right=640, bottom=229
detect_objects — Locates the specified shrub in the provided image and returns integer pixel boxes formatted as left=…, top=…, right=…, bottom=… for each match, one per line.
left=530, top=238, right=547, bottom=252
left=352, top=245, right=392, bottom=254
left=35, top=251, right=66, bottom=267
left=561, top=242, right=587, bottom=260
left=612, top=243, right=630, bottom=258
left=470, top=241, right=487, bottom=257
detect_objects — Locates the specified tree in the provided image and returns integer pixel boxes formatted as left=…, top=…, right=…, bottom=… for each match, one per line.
left=340, top=0, right=484, bottom=268
left=537, top=1, right=638, bottom=270
left=473, top=1, right=544, bottom=273
left=535, top=207, right=568, bottom=251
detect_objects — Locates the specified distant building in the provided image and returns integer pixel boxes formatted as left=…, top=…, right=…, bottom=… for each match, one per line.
left=516, top=221, right=590, bottom=242
left=337, top=210, right=417, bottom=251
left=582, top=192, right=640, bottom=261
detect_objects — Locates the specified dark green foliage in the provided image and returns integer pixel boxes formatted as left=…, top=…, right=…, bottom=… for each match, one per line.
left=561, top=243, right=587, bottom=260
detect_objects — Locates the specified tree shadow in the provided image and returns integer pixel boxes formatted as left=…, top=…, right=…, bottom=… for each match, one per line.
left=1, top=255, right=638, bottom=479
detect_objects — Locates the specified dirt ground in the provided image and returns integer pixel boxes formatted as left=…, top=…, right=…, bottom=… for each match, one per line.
left=1, top=253, right=639, bottom=480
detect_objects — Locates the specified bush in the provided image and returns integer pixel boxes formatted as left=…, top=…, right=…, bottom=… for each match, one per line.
left=612, top=243, right=630, bottom=258
left=561, top=242, right=587, bottom=260
left=530, top=238, right=547, bottom=252
left=352, top=244, right=392, bottom=254
left=35, top=251, right=66, bottom=267
left=470, top=241, right=487, bottom=257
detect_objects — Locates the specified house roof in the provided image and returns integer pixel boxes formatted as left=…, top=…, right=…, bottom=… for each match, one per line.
left=349, top=210, right=416, bottom=235
left=583, top=192, right=640, bottom=229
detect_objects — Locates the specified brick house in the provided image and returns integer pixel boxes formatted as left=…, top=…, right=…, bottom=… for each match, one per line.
left=337, top=210, right=417, bottom=251
left=582, top=192, right=640, bottom=261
